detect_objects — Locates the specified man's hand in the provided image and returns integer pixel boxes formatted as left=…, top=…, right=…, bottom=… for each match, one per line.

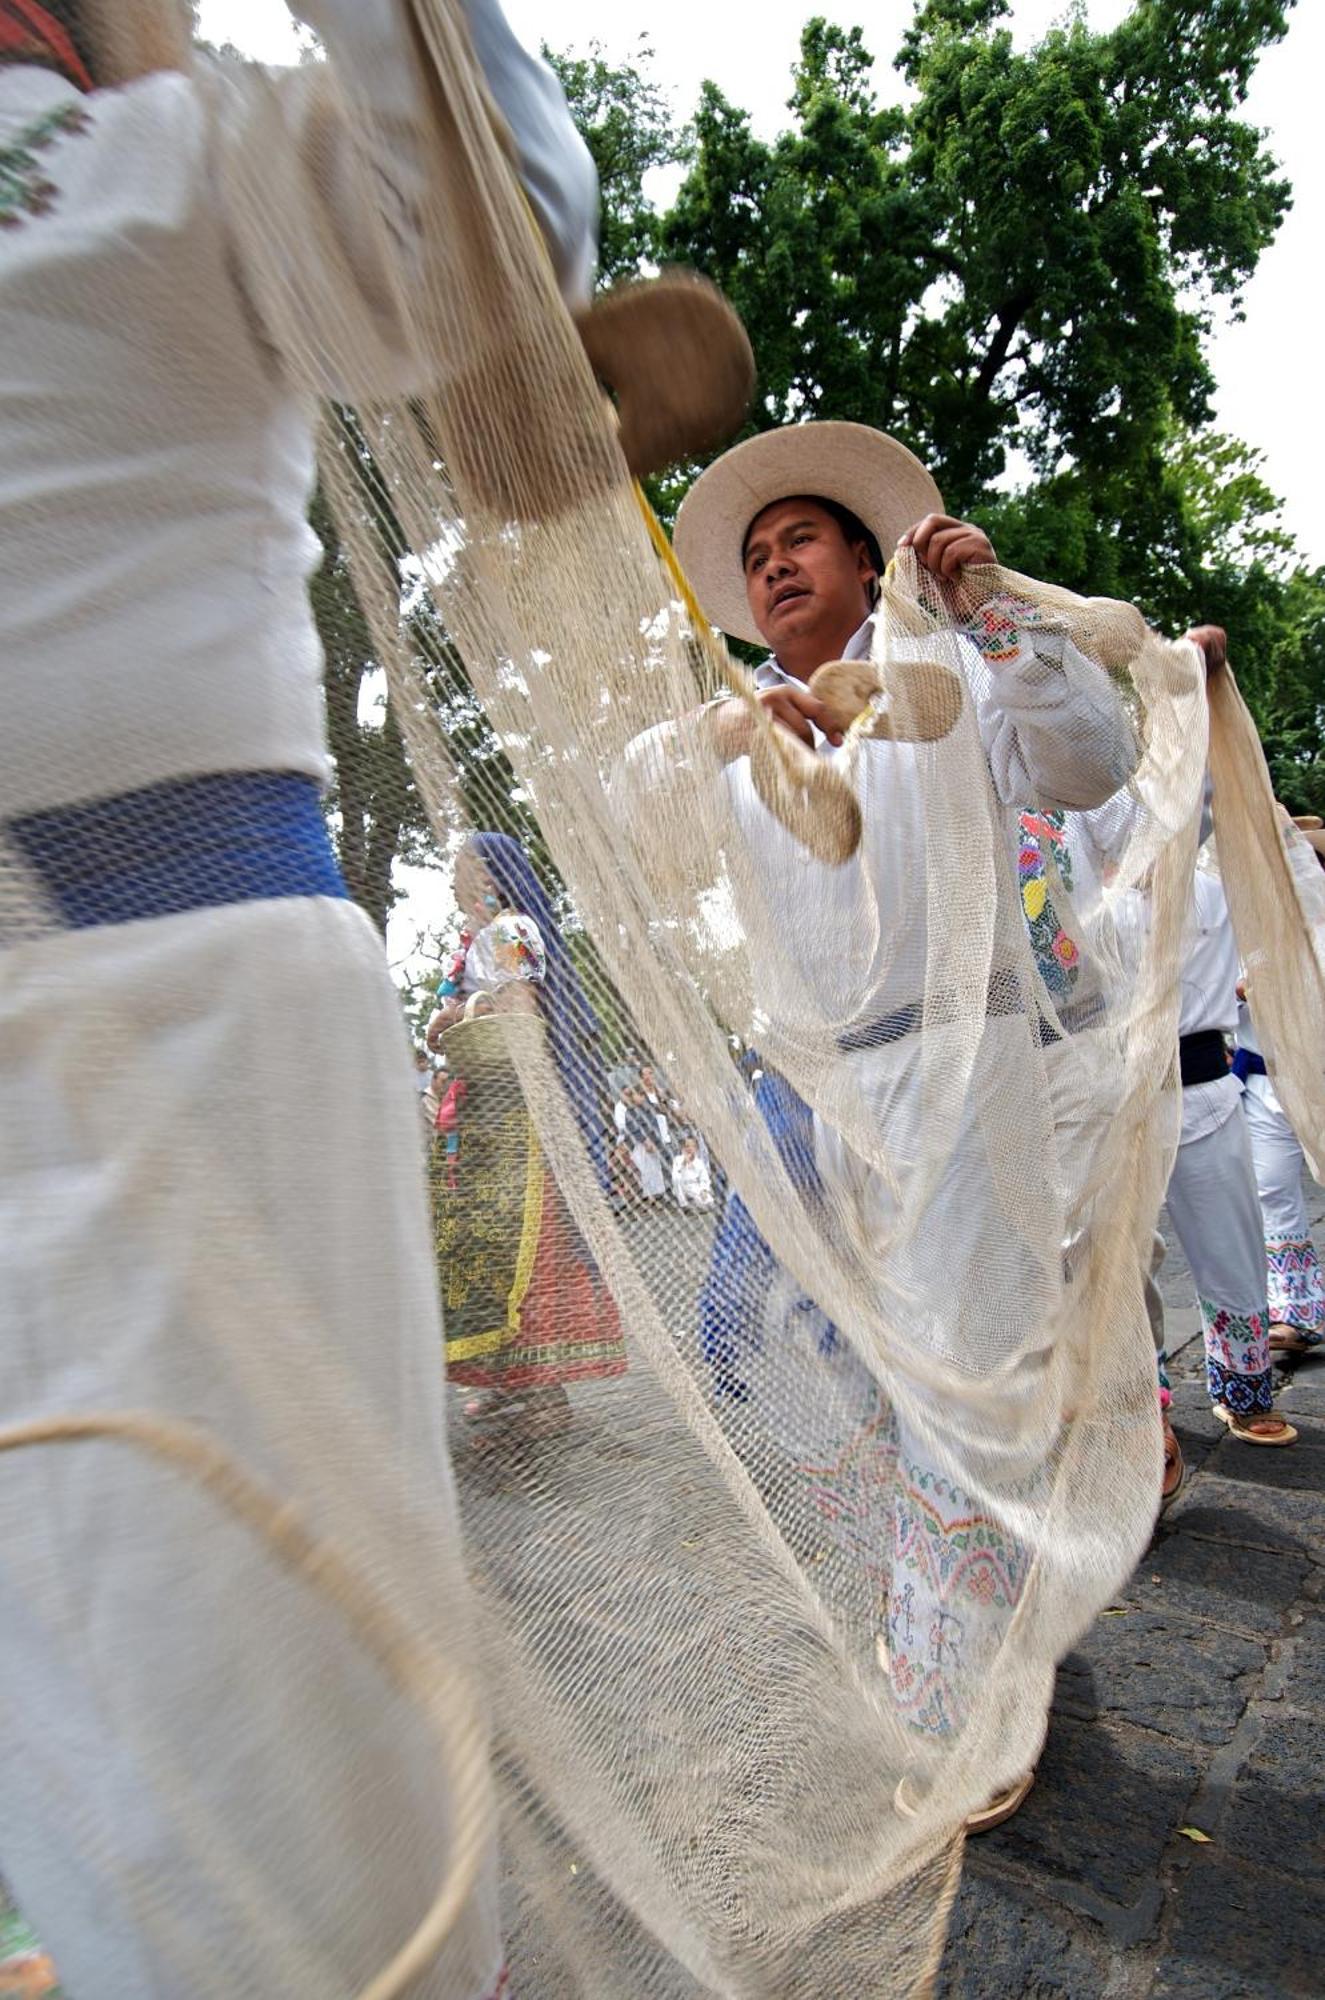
left=900, top=513, right=997, bottom=579
left=1185, top=624, right=1228, bottom=678
left=709, top=684, right=844, bottom=762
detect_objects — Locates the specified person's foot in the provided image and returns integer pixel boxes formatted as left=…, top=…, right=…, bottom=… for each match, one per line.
left=965, top=1769, right=1035, bottom=1833
left=1161, top=1416, right=1185, bottom=1508
left=1269, top=1322, right=1319, bottom=1357
left=1213, top=1403, right=1298, bottom=1446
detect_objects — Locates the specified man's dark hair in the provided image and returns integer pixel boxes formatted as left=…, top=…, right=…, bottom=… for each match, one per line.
left=741, top=493, right=885, bottom=582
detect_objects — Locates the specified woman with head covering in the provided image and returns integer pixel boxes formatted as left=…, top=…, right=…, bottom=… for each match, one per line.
left=426, top=833, right=627, bottom=1439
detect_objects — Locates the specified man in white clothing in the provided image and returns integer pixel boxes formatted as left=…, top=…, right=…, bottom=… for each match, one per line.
left=0, top=3, right=595, bottom=1995
left=660, top=420, right=1141, bottom=1820
left=1162, top=860, right=1297, bottom=1444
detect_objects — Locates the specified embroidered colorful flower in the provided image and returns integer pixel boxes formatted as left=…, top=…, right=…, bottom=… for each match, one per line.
left=0, top=102, right=90, bottom=229
left=492, top=913, right=547, bottom=982
left=1017, top=807, right=1081, bottom=1002
left=966, top=595, right=1043, bottom=665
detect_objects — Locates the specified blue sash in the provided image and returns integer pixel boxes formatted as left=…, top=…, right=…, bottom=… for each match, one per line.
left=10, top=772, right=347, bottom=930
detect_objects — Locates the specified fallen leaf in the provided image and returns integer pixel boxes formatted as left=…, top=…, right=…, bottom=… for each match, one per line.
left=1178, top=1826, right=1212, bottom=1844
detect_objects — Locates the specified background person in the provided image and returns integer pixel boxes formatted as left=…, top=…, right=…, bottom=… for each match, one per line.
left=672, top=1134, right=714, bottom=1211
left=426, top=834, right=627, bottom=1439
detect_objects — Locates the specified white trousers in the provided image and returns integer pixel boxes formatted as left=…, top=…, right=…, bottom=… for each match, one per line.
left=814, top=1021, right=1061, bottom=1737
left=1242, top=1073, right=1325, bottom=1337
left=1164, top=1092, right=1271, bottom=1411
left=0, top=897, right=500, bottom=1998
left=631, top=1141, right=665, bottom=1198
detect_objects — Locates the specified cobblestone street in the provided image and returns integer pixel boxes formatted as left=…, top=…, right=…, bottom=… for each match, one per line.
left=940, top=1189, right=1325, bottom=1999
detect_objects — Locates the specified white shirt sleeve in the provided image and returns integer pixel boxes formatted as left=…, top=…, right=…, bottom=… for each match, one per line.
left=963, top=628, right=1140, bottom=813
left=217, top=0, right=596, bottom=396
left=452, top=0, right=598, bottom=305
left=295, top=0, right=596, bottom=299
left=671, top=1157, right=687, bottom=1207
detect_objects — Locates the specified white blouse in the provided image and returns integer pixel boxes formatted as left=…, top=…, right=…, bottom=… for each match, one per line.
left=462, top=910, right=548, bottom=992
left=0, top=0, right=595, bottom=818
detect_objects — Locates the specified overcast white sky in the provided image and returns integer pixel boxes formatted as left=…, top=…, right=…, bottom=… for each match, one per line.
left=202, top=0, right=1323, bottom=565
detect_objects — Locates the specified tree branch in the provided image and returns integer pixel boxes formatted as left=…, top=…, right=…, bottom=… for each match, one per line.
left=972, top=290, right=1033, bottom=404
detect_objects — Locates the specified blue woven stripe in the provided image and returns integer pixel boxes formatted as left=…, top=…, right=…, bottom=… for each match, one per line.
left=10, top=772, right=347, bottom=930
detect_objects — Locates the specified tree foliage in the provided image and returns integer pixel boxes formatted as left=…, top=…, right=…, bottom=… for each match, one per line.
left=309, top=0, right=1323, bottom=945
left=664, top=2, right=1291, bottom=535
left=544, top=38, right=682, bottom=284
left=653, top=0, right=1320, bottom=804
left=310, top=483, right=435, bottom=934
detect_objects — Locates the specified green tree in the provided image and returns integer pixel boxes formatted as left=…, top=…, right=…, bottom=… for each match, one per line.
left=656, top=4, right=1320, bottom=788
left=310, top=482, right=436, bottom=934
left=544, top=38, right=683, bottom=285
left=664, top=1, right=1291, bottom=555
left=310, top=6, right=1314, bottom=925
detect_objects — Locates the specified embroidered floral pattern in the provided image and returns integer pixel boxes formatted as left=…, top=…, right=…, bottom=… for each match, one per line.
left=492, top=911, right=546, bottom=983
left=798, top=1407, right=898, bottom=1603
left=1199, top=1298, right=1272, bottom=1414
left=0, top=102, right=89, bottom=229
left=0, top=1904, right=61, bottom=1997
left=887, top=1455, right=1032, bottom=1737
left=1019, top=808, right=1081, bottom=1001
left=1265, top=1234, right=1325, bottom=1339
left=966, top=593, right=1044, bottom=664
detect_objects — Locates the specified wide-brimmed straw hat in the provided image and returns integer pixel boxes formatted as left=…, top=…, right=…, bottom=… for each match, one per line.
left=672, top=421, right=944, bottom=646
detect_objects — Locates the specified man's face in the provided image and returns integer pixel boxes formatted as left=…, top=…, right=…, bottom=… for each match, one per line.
left=641, top=1067, right=656, bottom=1091
left=742, top=498, right=875, bottom=656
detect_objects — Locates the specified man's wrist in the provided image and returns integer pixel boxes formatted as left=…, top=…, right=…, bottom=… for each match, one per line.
left=704, top=695, right=752, bottom=764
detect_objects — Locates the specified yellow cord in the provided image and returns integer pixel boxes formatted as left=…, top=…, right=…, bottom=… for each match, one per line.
left=631, top=481, right=715, bottom=637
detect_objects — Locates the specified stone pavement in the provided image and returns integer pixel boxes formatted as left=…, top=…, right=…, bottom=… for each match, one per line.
left=939, top=1186, right=1325, bottom=2000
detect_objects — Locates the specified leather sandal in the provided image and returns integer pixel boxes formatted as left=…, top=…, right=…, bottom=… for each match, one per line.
left=965, top=1769, right=1035, bottom=1834
left=1213, top=1404, right=1298, bottom=1446
left=1269, top=1323, right=1318, bottom=1357
left=1161, top=1417, right=1186, bottom=1508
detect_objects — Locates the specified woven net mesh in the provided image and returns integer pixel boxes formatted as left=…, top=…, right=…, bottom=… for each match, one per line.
left=3, top=5, right=1323, bottom=1997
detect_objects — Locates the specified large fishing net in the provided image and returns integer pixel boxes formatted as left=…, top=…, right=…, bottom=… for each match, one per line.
left=1206, top=668, right=1325, bottom=1180
left=4, top=4, right=1322, bottom=1997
